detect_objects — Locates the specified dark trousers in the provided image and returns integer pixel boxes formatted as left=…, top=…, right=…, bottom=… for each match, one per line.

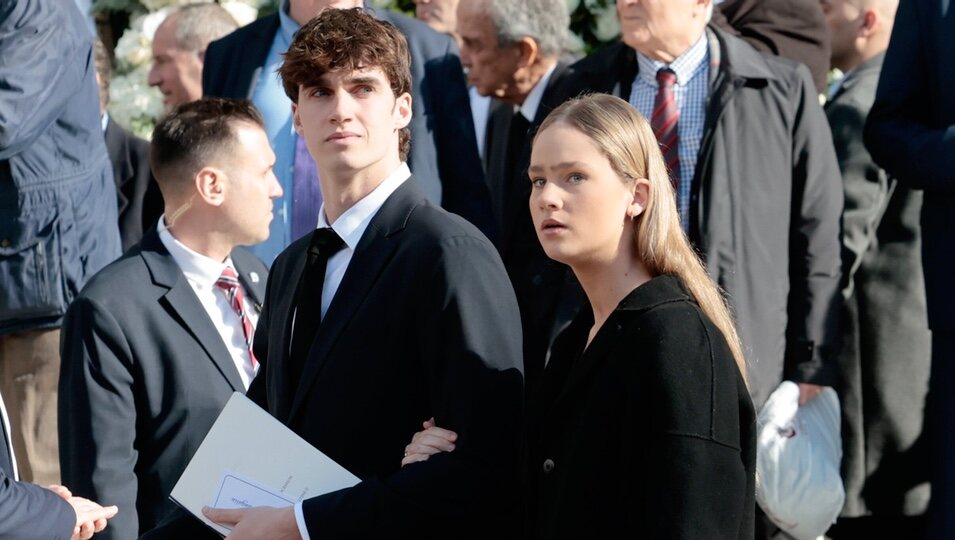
left=926, top=330, right=955, bottom=539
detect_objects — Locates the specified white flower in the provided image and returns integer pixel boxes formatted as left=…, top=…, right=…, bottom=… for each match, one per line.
left=109, top=67, right=164, bottom=138
left=221, top=0, right=258, bottom=26
left=567, top=31, right=586, bottom=53
left=590, top=2, right=620, bottom=42
left=140, top=0, right=196, bottom=11
left=113, top=28, right=152, bottom=70
left=566, top=0, right=581, bottom=12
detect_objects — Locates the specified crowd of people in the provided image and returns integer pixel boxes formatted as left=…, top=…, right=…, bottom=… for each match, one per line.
left=0, top=0, right=951, bottom=538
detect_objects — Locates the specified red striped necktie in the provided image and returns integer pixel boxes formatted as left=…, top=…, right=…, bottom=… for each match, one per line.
left=215, top=267, right=257, bottom=369
left=651, top=68, right=680, bottom=189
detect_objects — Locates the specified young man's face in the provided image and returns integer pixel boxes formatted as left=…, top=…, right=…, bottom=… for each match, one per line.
left=292, top=67, right=412, bottom=181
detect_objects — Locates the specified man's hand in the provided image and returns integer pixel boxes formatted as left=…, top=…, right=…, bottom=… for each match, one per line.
left=203, top=505, right=301, bottom=540
left=797, top=383, right=826, bottom=405
left=65, top=495, right=118, bottom=540
left=402, top=417, right=458, bottom=467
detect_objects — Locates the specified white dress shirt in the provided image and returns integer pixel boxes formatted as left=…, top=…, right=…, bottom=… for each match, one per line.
left=158, top=218, right=259, bottom=389
left=517, top=61, right=558, bottom=123
left=293, top=162, right=410, bottom=540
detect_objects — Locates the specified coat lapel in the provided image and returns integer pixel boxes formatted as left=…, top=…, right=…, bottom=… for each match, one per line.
left=140, top=231, right=245, bottom=391
left=286, top=178, right=423, bottom=424
left=105, top=120, right=131, bottom=217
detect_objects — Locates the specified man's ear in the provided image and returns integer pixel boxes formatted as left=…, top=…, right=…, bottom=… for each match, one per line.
left=627, top=178, right=651, bottom=219
left=292, top=101, right=304, bottom=136
left=195, top=166, right=227, bottom=207
left=516, top=37, right=539, bottom=69
left=394, top=92, right=413, bottom=130
left=860, top=9, right=878, bottom=37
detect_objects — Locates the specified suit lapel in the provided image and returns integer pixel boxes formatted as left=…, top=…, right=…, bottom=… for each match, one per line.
left=140, top=232, right=245, bottom=391
left=286, top=179, right=422, bottom=424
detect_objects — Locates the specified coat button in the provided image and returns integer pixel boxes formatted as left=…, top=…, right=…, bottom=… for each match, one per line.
left=542, top=458, right=555, bottom=474
left=532, top=274, right=543, bottom=286
left=0, top=239, right=8, bottom=248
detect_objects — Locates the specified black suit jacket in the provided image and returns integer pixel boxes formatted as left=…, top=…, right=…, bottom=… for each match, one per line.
left=246, top=177, right=524, bottom=538
left=202, top=9, right=496, bottom=242
left=105, top=118, right=163, bottom=252
left=483, top=62, right=583, bottom=400
left=864, top=0, right=955, bottom=331
left=59, top=229, right=268, bottom=539
left=529, top=275, right=755, bottom=539
left=0, top=392, right=74, bottom=540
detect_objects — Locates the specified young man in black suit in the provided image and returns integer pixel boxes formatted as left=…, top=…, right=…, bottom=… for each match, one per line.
left=59, top=99, right=277, bottom=539
left=202, top=8, right=524, bottom=539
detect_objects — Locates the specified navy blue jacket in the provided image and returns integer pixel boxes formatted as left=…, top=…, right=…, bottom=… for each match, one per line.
left=864, top=0, right=955, bottom=331
left=0, top=0, right=121, bottom=334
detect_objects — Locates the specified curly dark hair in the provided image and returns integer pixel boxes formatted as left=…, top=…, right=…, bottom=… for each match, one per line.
left=279, top=8, right=413, bottom=160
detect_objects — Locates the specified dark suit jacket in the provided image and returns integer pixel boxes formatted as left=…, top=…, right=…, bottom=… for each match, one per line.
left=202, top=9, right=496, bottom=242
left=864, top=0, right=955, bottom=331
left=528, top=275, right=755, bottom=539
left=0, top=392, right=74, bottom=540
left=105, top=118, right=163, bottom=252
left=710, top=0, right=830, bottom=94
left=828, top=54, right=931, bottom=517
left=59, top=229, right=268, bottom=540
left=244, top=176, right=524, bottom=538
left=483, top=61, right=583, bottom=399
left=556, top=27, right=843, bottom=408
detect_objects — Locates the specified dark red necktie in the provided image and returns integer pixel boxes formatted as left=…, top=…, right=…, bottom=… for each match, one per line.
left=216, top=267, right=257, bottom=369
left=651, top=68, right=680, bottom=188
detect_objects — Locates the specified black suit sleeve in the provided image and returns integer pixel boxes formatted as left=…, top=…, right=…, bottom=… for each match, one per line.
left=783, top=65, right=843, bottom=387
left=0, top=469, right=75, bottom=540
left=864, top=0, right=955, bottom=191
left=59, top=296, right=139, bottom=540
left=301, top=235, right=524, bottom=536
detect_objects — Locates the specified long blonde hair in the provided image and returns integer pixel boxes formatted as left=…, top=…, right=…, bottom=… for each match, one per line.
left=535, top=94, right=747, bottom=381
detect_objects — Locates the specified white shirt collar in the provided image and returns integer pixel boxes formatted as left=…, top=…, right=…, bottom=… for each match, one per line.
left=316, top=162, right=411, bottom=250
left=518, top=62, right=558, bottom=123
left=636, top=32, right=708, bottom=87
left=157, top=217, right=236, bottom=289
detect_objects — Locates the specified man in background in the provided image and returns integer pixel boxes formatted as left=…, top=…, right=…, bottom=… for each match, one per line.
left=821, top=1, right=930, bottom=537
left=149, top=3, right=238, bottom=108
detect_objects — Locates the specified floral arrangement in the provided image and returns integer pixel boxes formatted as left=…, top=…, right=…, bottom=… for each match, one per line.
left=101, top=0, right=619, bottom=138
left=97, top=0, right=272, bottom=138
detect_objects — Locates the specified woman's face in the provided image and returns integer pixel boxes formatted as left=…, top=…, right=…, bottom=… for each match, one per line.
left=528, top=123, right=638, bottom=268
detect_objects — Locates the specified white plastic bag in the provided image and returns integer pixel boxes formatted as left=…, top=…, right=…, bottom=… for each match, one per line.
left=755, top=381, right=844, bottom=540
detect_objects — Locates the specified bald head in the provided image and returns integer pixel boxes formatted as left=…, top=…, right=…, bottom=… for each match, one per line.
left=823, top=0, right=899, bottom=72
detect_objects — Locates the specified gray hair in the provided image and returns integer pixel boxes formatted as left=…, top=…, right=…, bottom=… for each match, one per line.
left=170, top=3, right=239, bottom=54
left=484, top=0, right=570, bottom=58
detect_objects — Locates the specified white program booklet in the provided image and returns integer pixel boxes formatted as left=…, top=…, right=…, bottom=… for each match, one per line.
left=169, top=392, right=361, bottom=536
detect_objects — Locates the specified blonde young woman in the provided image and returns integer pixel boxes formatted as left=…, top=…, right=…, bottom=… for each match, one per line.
left=402, top=94, right=756, bottom=538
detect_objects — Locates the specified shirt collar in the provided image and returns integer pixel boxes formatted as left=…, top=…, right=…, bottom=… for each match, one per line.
left=636, top=32, right=709, bottom=87
left=518, top=61, right=558, bottom=123
left=316, top=162, right=411, bottom=251
left=157, top=216, right=235, bottom=289
left=278, top=0, right=300, bottom=43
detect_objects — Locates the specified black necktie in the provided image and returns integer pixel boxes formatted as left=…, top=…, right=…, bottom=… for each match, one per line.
left=289, top=227, right=345, bottom=382
left=498, top=109, right=531, bottom=225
